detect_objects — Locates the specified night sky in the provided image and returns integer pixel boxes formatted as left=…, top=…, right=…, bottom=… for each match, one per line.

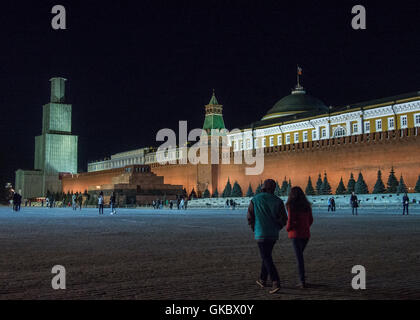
left=1, top=0, right=420, bottom=185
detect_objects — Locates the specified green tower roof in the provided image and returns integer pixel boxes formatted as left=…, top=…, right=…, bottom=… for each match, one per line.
left=209, top=90, right=219, bottom=105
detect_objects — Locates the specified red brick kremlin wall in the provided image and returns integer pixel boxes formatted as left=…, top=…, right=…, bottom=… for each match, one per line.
left=62, top=128, right=420, bottom=195
left=216, top=128, right=420, bottom=195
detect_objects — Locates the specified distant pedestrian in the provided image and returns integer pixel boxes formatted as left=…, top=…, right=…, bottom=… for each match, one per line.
left=72, top=193, right=77, bottom=210
left=286, top=186, right=314, bottom=289
left=232, top=200, right=236, bottom=210
left=402, top=193, right=409, bottom=215
left=226, top=199, right=230, bottom=208
left=327, top=198, right=332, bottom=212
left=247, top=179, right=288, bottom=294
left=78, top=194, right=83, bottom=210
left=180, top=198, right=185, bottom=210
left=169, top=200, right=173, bottom=209
left=331, top=197, right=336, bottom=211
left=98, top=192, right=104, bottom=215
left=184, top=199, right=188, bottom=210
left=350, top=192, right=358, bottom=216
left=110, top=192, right=116, bottom=215
left=177, top=198, right=181, bottom=210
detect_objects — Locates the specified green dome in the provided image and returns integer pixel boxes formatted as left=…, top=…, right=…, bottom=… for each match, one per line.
left=262, top=87, right=328, bottom=120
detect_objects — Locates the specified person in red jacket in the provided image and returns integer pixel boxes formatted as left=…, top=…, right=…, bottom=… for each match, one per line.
left=286, top=186, right=314, bottom=288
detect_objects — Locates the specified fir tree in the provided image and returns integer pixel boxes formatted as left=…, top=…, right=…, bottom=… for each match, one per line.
left=373, top=170, right=386, bottom=194
left=286, top=179, right=292, bottom=196
left=386, top=167, right=399, bottom=193
left=222, top=178, right=232, bottom=197
left=347, top=173, right=356, bottom=194
left=212, top=187, right=219, bottom=198
left=280, top=178, right=288, bottom=196
left=335, top=177, right=346, bottom=195
left=246, top=184, right=254, bottom=197
left=231, top=181, right=243, bottom=197
left=305, top=176, right=315, bottom=195
left=316, top=174, right=323, bottom=195
left=415, top=175, right=420, bottom=193
left=203, top=188, right=210, bottom=198
left=355, top=172, right=369, bottom=194
left=274, top=181, right=281, bottom=197
left=256, top=182, right=262, bottom=194
left=396, top=175, right=408, bottom=194
left=189, top=188, right=197, bottom=199
left=321, top=173, right=332, bottom=195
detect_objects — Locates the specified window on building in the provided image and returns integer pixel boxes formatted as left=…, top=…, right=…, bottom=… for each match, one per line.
left=286, top=134, right=291, bottom=144
left=294, top=132, right=299, bottom=143
left=364, top=121, right=370, bottom=133
left=246, top=139, right=251, bottom=149
left=401, top=115, right=408, bottom=128
left=269, top=136, right=274, bottom=146
left=352, top=123, right=358, bottom=134
left=415, top=114, right=420, bottom=127
left=254, top=138, right=258, bottom=148
left=333, top=126, right=346, bottom=137
left=312, top=130, right=317, bottom=140
left=262, top=138, right=266, bottom=147
left=277, top=135, right=282, bottom=145
left=376, top=119, right=382, bottom=131
left=388, top=117, right=395, bottom=130
left=321, top=128, right=327, bottom=138
left=303, top=131, right=308, bottom=142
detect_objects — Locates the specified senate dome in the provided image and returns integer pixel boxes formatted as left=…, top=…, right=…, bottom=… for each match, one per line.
left=262, top=85, right=328, bottom=121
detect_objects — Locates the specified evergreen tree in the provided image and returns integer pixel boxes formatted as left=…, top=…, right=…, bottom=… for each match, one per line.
left=396, top=175, right=408, bottom=194
left=222, top=178, right=232, bottom=197
left=286, top=179, right=292, bottom=196
left=415, top=175, right=420, bottom=193
left=321, top=173, right=332, bottom=195
left=355, top=172, right=369, bottom=194
left=256, top=182, right=262, bottom=194
left=373, top=170, right=386, bottom=194
left=246, top=184, right=254, bottom=197
left=231, top=181, right=243, bottom=197
left=316, top=174, right=323, bottom=195
left=274, top=181, right=281, bottom=197
left=212, top=187, right=219, bottom=198
left=182, top=188, right=188, bottom=198
left=280, top=178, right=288, bottom=196
left=203, top=188, right=210, bottom=198
left=347, top=173, right=356, bottom=194
left=335, top=177, right=346, bottom=195
left=386, top=167, right=399, bottom=193
left=305, top=176, right=316, bottom=195
left=189, top=188, right=197, bottom=199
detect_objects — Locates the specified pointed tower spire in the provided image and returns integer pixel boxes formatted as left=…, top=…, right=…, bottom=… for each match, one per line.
left=209, top=89, right=219, bottom=105
left=202, top=90, right=226, bottom=137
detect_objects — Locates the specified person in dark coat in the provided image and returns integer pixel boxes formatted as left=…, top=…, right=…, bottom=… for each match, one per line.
left=402, top=193, right=409, bottom=215
left=247, top=179, right=288, bottom=294
left=110, top=192, right=116, bottom=215
left=350, top=192, right=358, bottom=216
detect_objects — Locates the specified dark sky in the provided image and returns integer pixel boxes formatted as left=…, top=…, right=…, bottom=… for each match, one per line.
left=1, top=0, right=420, bottom=185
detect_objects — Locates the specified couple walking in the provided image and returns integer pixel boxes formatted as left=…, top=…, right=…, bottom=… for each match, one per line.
left=247, top=179, right=313, bottom=294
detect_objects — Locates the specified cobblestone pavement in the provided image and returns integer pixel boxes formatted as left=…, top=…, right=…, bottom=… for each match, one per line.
left=0, top=206, right=419, bottom=300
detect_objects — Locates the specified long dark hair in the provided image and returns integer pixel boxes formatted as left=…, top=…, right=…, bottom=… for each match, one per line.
left=286, top=186, right=311, bottom=212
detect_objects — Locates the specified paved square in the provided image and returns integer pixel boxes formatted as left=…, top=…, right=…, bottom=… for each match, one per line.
left=0, top=206, right=419, bottom=299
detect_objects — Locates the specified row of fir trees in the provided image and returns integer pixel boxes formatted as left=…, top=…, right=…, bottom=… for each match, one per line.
left=201, top=167, right=420, bottom=198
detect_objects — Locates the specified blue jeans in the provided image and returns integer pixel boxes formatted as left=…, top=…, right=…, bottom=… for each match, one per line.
left=292, top=238, right=309, bottom=284
left=99, top=204, right=104, bottom=214
left=257, top=240, right=280, bottom=282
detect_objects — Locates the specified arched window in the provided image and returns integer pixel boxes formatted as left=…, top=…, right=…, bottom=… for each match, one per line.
left=333, top=126, right=347, bottom=137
